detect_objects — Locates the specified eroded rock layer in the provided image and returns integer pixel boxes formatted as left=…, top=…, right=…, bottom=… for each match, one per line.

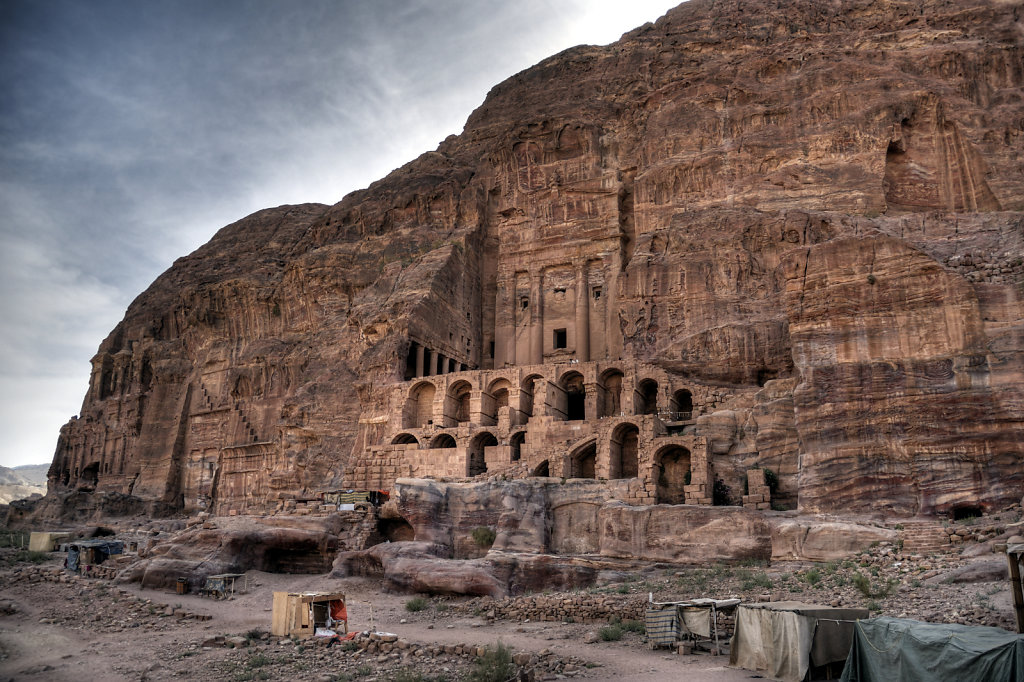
left=40, top=0, right=1024, bottom=520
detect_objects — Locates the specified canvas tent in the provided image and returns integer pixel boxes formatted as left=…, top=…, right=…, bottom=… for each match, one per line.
left=646, top=598, right=741, bottom=651
left=730, top=601, right=868, bottom=682
left=840, top=616, right=1024, bottom=682
left=65, top=539, right=123, bottom=573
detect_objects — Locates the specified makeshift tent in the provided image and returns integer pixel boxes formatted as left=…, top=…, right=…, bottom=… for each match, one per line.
left=730, top=601, right=868, bottom=682
left=201, top=573, right=245, bottom=598
left=272, top=592, right=348, bottom=638
left=646, top=598, right=741, bottom=650
left=840, top=617, right=1024, bottom=682
left=65, top=539, right=123, bottom=573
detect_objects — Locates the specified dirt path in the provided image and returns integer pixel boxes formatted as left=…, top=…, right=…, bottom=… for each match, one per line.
left=0, top=562, right=755, bottom=681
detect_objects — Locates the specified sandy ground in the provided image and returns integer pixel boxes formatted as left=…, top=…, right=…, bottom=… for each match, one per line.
left=0, top=558, right=756, bottom=682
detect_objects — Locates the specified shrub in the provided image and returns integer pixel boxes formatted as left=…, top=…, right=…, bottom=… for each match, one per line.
left=14, top=550, right=49, bottom=564
left=467, top=642, right=515, bottom=682
left=739, top=570, right=774, bottom=591
left=853, top=572, right=896, bottom=598
left=712, top=479, right=733, bottom=506
left=599, top=624, right=624, bottom=641
left=246, top=652, right=271, bottom=668
left=405, top=596, right=429, bottom=612
left=804, top=568, right=821, bottom=586
left=471, top=526, right=496, bottom=548
left=622, top=619, right=645, bottom=634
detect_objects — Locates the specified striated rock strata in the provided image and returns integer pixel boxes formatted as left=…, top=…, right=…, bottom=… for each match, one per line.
left=33, top=0, right=1024, bottom=523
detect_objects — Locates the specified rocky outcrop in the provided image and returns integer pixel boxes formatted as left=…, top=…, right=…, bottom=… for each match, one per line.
left=121, top=512, right=377, bottom=590
left=37, top=0, right=1024, bottom=523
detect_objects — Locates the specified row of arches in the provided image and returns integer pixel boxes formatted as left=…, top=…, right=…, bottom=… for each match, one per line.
left=567, top=433, right=692, bottom=504
left=391, top=429, right=528, bottom=477
left=401, top=368, right=694, bottom=429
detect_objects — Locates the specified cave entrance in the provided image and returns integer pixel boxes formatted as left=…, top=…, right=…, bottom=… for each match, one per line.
left=378, top=518, right=415, bottom=542
left=952, top=505, right=983, bottom=522
left=80, top=462, right=99, bottom=490
left=264, top=544, right=336, bottom=574
left=655, top=446, right=691, bottom=505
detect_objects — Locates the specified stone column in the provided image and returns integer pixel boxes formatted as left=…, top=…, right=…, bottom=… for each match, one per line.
left=529, top=271, right=544, bottom=365
left=574, top=262, right=590, bottom=362
left=427, top=350, right=438, bottom=376
left=505, top=282, right=517, bottom=367
left=414, top=344, right=425, bottom=377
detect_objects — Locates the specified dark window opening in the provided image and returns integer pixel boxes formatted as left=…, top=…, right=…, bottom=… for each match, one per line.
left=593, top=287, right=602, bottom=300
left=488, top=341, right=495, bottom=358
left=554, top=287, right=566, bottom=295
left=520, top=298, right=529, bottom=309
left=553, top=328, right=567, bottom=349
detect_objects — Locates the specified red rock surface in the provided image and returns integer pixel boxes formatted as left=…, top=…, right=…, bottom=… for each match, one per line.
left=31, top=0, right=1024, bottom=523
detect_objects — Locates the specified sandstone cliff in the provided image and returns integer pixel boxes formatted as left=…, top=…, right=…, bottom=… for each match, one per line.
left=37, top=0, right=1024, bottom=521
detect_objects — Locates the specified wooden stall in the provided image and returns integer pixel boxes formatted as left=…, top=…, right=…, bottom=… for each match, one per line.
left=271, top=591, right=348, bottom=638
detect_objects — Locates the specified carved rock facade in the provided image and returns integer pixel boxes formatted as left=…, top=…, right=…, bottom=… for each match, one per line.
left=40, top=0, right=1024, bottom=522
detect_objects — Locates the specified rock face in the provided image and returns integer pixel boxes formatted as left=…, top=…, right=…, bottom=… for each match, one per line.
left=38, top=0, right=1024, bottom=522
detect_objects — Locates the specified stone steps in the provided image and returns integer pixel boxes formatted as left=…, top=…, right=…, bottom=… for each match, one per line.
left=898, top=522, right=953, bottom=554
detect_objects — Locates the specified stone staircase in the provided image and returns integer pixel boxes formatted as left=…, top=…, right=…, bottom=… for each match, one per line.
left=195, top=379, right=261, bottom=444
left=898, top=520, right=952, bottom=555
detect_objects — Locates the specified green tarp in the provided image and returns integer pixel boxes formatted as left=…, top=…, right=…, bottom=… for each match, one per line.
left=840, top=617, right=1024, bottom=682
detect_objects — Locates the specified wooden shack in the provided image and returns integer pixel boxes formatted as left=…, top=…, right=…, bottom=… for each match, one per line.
left=271, top=591, right=347, bottom=638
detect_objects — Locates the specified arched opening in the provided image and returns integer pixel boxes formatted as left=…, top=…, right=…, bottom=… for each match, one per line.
left=655, top=446, right=690, bottom=504
left=671, top=389, right=693, bottom=420
left=600, top=369, right=624, bottom=418
left=609, top=423, right=640, bottom=479
left=510, top=431, right=526, bottom=461
left=446, top=380, right=473, bottom=424
left=482, top=378, right=512, bottom=425
left=469, top=432, right=497, bottom=476
left=391, top=433, right=419, bottom=445
left=638, top=379, right=659, bottom=415
left=560, top=371, right=586, bottom=421
left=378, top=518, right=415, bottom=542
left=532, top=460, right=549, bottom=477
left=404, top=381, right=436, bottom=428
left=570, top=441, right=597, bottom=479
left=80, top=462, right=99, bottom=489
left=429, top=433, right=457, bottom=449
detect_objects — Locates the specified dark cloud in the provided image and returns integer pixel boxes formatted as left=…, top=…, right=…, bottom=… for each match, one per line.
left=0, top=0, right=680, bottom=466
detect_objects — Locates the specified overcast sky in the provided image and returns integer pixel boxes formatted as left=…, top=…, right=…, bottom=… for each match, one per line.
left=0, top=0, right=681, bottom=468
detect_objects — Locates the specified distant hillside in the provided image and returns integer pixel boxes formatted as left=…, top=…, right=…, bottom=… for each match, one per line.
left=13, top=464, right=49, bottom=486
left=0, top=464, right=46, bottom=504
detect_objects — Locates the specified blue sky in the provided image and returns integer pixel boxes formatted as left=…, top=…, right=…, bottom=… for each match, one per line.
left=0, top=0, right=681, bottom=468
